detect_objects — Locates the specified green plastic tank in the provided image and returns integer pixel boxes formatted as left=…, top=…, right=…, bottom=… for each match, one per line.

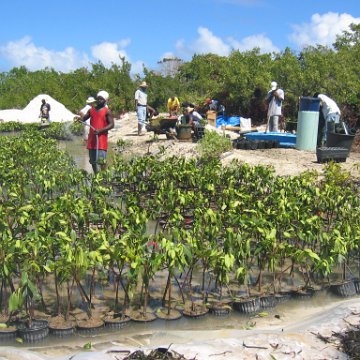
left=295, top=97, right=320, bottom=151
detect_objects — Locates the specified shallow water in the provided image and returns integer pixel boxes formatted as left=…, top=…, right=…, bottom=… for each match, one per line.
left=1, top=290, right=347, bottom=350
left=58, top=136, right=93, bottom=173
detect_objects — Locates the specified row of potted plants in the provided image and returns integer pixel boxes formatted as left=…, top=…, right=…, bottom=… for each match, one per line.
left=0, top=129, right=360, bottom=342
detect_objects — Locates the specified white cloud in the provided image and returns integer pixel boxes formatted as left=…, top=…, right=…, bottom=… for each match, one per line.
left=289, top=12, right=360, bottom=48
left=131, top=60, right=146, bottom=76
left=90, top=39, right=131, bottom=66
left=0, top=36, right=144, bottom=74
left=0, top=36, right=90, bottom=72
left=176, top=27, right=231, bottom=58
left=228, top=33, right=280, bottom=53
left=175, top=26, right=278, bottom=59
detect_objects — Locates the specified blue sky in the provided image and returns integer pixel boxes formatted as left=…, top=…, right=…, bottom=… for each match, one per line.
left=0, top=0, right=359, bottom=75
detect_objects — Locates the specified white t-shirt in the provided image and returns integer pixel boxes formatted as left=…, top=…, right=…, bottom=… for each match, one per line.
left=318, top=94, right=341, bottom=117
left=135, top=88, right=147, bottom=106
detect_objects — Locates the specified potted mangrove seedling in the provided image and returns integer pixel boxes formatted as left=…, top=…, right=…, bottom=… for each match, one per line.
left=9, top=272, right=49, bottom=343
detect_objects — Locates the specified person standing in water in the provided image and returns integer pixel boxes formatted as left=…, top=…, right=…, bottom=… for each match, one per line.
left=80, top=90, right=114, bottom=174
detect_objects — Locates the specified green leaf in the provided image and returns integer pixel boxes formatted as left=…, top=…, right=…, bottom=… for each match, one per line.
left=83, top=342, right=92, bottom=350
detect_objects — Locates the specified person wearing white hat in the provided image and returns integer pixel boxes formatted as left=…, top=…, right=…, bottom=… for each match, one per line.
left=80, top=90, right=114, bottom=174
left=79, top=96, right=97, bottom=141
left=265, top=81, right=284, bottom=132
left=134, top=81, right=148, bottom=135
left=186, top=106, right=203, bottom=129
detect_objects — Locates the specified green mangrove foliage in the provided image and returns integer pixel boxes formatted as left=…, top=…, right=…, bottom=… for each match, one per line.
left=0, top=133, right=360, bottom=321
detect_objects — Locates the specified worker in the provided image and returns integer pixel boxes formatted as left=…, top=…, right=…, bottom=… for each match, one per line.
left=186, top=106, right=203, bottom=129
left=146, top=105, right=159, bottom=122
left=204, top=98, right=225, bottom=114
left=39, top=98, right=51, bottom=124
left=314, top=93, right=341, bottom=144
left=265, top=81, right=284, bottom=132
left=167, top=96, right=180, bottom=116
left=135, top=81, right=148, bottom=136
left=80, top=90, right=114, bottom=174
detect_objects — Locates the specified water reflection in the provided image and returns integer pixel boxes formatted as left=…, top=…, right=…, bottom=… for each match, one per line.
left=58, top=136, right=93, bottom=173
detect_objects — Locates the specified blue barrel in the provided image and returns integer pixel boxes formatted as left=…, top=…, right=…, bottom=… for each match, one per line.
left=299, top=97, right=320, bottom=112
left=296, top=97, right=320, bottom=151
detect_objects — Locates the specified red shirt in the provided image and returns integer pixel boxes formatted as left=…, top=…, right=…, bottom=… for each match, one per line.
left=87, top=107, right=109, bottom=150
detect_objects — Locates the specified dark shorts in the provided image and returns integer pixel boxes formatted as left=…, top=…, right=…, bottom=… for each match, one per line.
left=89, top=149, right=107, bottom=165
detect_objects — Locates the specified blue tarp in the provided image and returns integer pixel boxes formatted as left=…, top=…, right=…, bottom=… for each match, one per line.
left=245, top=132, right=297, bottom=148
left=216, top=115, right=240, bottom=128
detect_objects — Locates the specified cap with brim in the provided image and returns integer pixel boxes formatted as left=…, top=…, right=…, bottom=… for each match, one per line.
left=86, top=96, right=96, bottom=104
left=271, top=81, right=277, bottom=90
left=186, top=106, right=194, bottom=112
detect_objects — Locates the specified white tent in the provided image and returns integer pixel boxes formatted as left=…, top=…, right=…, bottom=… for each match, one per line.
left=0, top=94, right=76, bottom=123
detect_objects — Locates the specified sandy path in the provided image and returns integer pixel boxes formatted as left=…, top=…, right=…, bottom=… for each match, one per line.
left=108, top=112, right=360, bottom=177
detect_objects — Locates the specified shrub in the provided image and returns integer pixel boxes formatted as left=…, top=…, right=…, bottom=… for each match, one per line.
left=196, top=130, right=233, bottom=159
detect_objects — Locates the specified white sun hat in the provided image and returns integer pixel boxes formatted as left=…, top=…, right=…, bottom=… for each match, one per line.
left=86, top=96, right=96, bottom=104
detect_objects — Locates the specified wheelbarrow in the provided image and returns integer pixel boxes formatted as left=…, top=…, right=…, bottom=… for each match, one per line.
left=146, top=117, right=178, bottom=139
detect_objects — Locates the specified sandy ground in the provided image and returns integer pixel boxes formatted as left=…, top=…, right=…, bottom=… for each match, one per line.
left=108, top=112, right=360, bottom=178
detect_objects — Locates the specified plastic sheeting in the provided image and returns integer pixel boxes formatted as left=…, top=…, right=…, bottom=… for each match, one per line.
left=216, top=115, right=240, bottom=128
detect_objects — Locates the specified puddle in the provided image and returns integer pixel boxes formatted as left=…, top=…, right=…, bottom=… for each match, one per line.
left=58, top=136, right=93, bottom=173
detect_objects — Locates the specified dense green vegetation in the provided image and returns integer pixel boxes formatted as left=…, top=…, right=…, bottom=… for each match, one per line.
left=0, top=130, right=360, bottom=325
left=0, top=25, right=359, bottom=128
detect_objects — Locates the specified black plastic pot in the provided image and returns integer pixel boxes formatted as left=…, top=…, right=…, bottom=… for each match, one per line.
left=232, top=297, right=260, bottom=314
left=0, top=326, right=17, bottom=341
left=354, top=279, right=360, bottom=294
left=76, top=321, right=104, bottom=334
left=104, top=313, right=131, bottom=329
left=194, top=125, right=205, bottom=139
left=316, top=147, right=348, bottom=163
left=259, top=294, right=276, bottom=309
left=275, top=291, right=292, bottom=304
left=329, top=280, right=356, bottom=297
left=183, top=307, right=209, bottom=319
left=17, top=319, right=49, bottom=343
left=48, top=324, right=75, bottom=337
left=207, top=300, right=232, bottom=316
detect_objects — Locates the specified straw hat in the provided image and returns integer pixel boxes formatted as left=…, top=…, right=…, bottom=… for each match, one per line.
left=139, top=81, right=148, bottom=88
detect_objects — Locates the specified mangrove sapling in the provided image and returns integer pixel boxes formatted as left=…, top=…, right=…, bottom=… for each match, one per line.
left=192, top=208, right=223, bottom=297
left=8, top=272, right=41, bottom=327
left=160, top=236, right=187, bottom=315
left=210, top=248, right=235, bottom=303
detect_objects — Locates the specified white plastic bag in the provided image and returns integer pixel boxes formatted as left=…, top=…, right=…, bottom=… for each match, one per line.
left=240, top=117, right=252, bottom=131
